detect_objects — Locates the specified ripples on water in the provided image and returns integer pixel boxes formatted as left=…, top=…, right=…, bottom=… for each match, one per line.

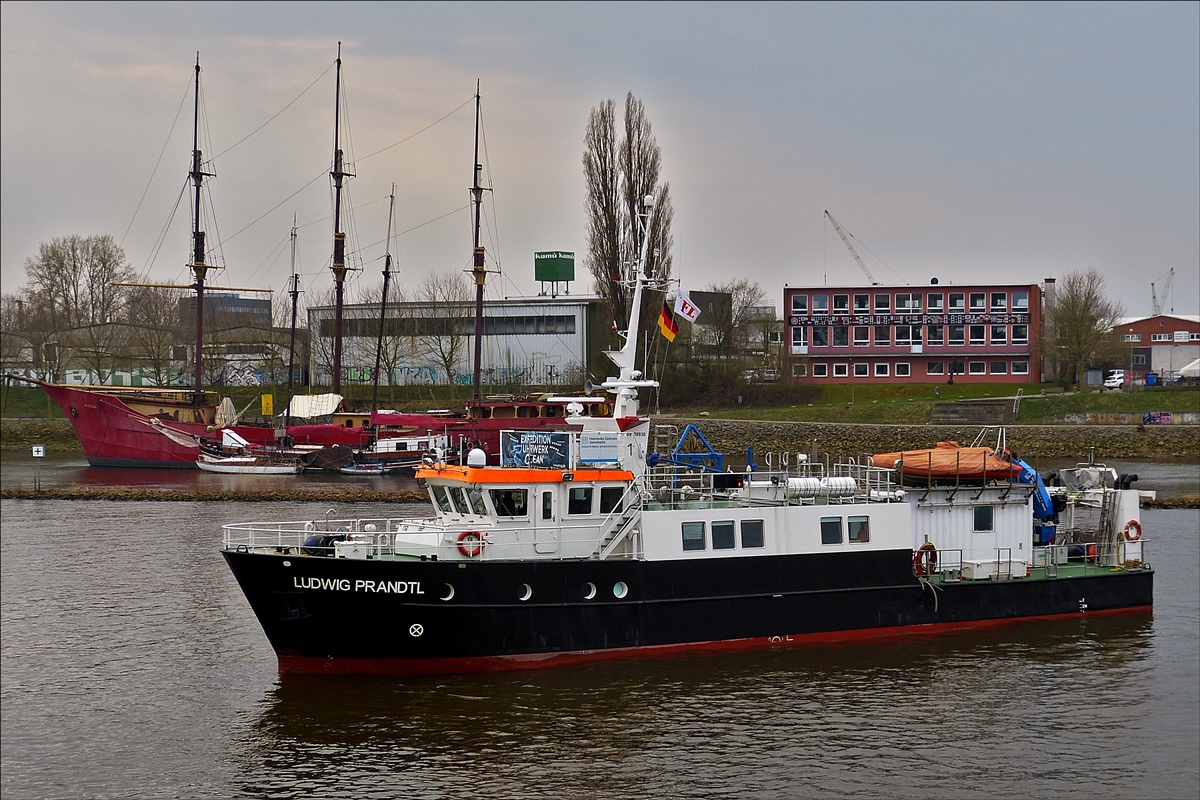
left=2, top=500, right=1198, bottom=799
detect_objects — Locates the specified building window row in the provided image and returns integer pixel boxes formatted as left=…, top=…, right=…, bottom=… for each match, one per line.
left=792, top=323, right=1028, bottom=348
left=791, top=291, right=1029, bottom=317
left=796, top=360, right=1030, bottom=378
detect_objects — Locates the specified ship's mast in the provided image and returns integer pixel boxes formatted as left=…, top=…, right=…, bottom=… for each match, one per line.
left=190, top=54, right=214, bottom=405
left=372, top=187, right=396, bottom=414
left=329, top=42, right=353, bottom=395
left=284, top=217, right=300, bottom=430
left=469, top=80, right=489, bottom=404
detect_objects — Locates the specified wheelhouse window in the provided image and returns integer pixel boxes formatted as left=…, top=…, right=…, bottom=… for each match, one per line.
left=568, top=486, right=593, bottom=515
left=970, top=293, right=986, bottom=312
left=468, top=488, right=488, bottom=516
left=927, top=325, right=944, bottom=346
left=833, top=294, right=849, bottom=313
left=542, top=491, right=553, bottom=520
left=791, top=294, right=808, bottom=316
left=833, top=326, right=849, bottom=347
left=973, top=506, right=994, bottom=532
left=431, top=485, right=454, bottom=513
left=874, top=294, right=891, bottom=313
left=821, top=516, right=843, bottom=545
left=712, top=520, right=735, bottom=550
left=854, top=294, right=870, bottom=313
left=848, top=516, right=870, bottom=543
left=949, top=293, right=965, bottom=313
left=682, top=521, right=706, bottom=551
left=490, top=489, right=528, bottom=517
left=928, top=293, right=944, bottom=312
left=854, top=363, right=869, bottom=377
left=599, top=486, right=624, bottom=514
left=813, top=294, right=829, bottom=314
left=741, top=519, right=765, bottom=548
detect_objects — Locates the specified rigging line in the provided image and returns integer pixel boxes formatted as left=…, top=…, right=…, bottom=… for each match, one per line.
left=121, top=75, right=192, bottom=248
left=355, top=95, right=475, bottom=164
left=356, top=205, right=471, bottom=251
left=223, top=168, right=327, bottom=245
left=296, top=193, right=390, bottom=231
left=141, top=177, right=191, bottom=279
left=212, top=60, right=335, bottom=160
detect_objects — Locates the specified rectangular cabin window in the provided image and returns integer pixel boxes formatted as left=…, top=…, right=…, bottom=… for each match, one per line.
left=490, top=489, right=528, bottom=517
left=431, top=485, right=454, bottom=513
left=821, top=517, right=843, bottom=545
left=682, top=521, right=706, bottom=551
left=599, top=486, right=624, bottom=514
left=568, top=486, right=593, bottom=515
left=712, top=521, right=736, bottom=550
left=542, top=491, right=553, bottom=520
left=741, top=519, right=765, bottom=548
left=848, top=516, right=870, bottom=543
left=468, top=488, right=488, bottom=516
left=973, top=505, right=994, bottom=532
left=452, top=488, right=473, bottom=515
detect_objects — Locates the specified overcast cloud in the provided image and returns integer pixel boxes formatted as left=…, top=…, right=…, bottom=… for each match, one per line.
left=2, top=1, right=1197, bottom=315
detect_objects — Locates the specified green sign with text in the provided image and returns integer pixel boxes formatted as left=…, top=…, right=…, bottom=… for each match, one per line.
left=534, top=251, right=575, bottom=282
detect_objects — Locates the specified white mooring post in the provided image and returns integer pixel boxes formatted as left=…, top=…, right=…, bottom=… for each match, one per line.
left=31, top=444, right=45, bottom=491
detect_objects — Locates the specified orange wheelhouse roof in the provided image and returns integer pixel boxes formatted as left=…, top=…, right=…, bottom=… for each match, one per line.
left=415, top=465, right=635, bottom=484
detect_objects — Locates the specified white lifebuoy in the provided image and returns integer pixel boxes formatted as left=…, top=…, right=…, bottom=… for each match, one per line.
left=1123, top=520, right=1142, bottom=542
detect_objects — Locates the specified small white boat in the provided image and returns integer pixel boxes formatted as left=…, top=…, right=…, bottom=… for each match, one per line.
left=338, top=463, right=386, bottom=476
left=198, top=454, right=302, bottom=475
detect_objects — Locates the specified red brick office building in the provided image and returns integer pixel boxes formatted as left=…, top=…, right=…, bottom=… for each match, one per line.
left=783, top=281, right=1048, bottom=384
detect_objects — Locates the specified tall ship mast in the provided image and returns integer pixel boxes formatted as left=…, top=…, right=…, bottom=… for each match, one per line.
left=188, top=54, right=217, bottom=404
left=469, top=80, right=488, bottom=404
left=329, top=42, right=354, bottom=395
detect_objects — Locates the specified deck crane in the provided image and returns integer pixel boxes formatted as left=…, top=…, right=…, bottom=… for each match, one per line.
left=824, top=210, right=881, bottom=286
left=1151, top=268, right=1174, bottom=316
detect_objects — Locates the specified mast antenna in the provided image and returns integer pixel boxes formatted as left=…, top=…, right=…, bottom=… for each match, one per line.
left=285, top=215, right=301, bottom=433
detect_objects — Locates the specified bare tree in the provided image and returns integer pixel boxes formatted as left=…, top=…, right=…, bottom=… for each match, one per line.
left=414, top=272, right=472, bottom=388
left=126, top=287, right=181, bottom=387
left=583, top=93, right=674, bottom=341
left=1043, top=270, right=1124, bottom=386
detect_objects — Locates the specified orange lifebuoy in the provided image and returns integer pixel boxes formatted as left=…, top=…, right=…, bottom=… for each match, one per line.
left=458, top=530, right=483, bottom=557
left=1123, top=519, right=1142, bottom=542
left=913, top=542, right=938, bottom=576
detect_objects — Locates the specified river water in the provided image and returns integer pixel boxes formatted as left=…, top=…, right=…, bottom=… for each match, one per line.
left=2, top=462, right=1198, bottom=798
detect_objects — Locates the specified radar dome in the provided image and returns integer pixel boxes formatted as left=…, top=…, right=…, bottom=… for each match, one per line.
left=467, top=448, right=487, bottom=467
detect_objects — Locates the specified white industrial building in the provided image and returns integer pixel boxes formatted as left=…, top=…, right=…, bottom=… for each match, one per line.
left=307, top=295, right=598, bottom=388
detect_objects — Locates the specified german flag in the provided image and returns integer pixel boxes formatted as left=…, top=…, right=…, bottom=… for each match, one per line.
left=657, top=301, right=678, bottom=341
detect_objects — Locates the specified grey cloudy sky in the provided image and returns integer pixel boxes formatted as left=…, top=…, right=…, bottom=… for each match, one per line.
left=2, top=1, right=1197, bottom=316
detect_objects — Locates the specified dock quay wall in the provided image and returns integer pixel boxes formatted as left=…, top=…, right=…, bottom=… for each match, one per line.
left=657, top=418, right=1200, bottom=461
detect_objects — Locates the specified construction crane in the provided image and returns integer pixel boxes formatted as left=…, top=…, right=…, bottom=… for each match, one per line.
left=824, top=210, right=881, bottom=286
left=1151, top=268, right=1174, bottom=316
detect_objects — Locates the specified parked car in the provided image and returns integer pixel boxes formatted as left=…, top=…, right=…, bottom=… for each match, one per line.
left=1103, top=370, right=1125, bottom=390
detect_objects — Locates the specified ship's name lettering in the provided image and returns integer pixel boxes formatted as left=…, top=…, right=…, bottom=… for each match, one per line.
left=293, top=576, right=423, bottom=594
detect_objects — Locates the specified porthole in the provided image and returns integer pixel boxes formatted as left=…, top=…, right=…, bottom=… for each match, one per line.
left=519, top=583, right=532, bottom=601
left=613, top=581, right=628, bottom=599
left=583, top=582, right=597, bottom=600
left=440, top=583, right=455, bottom=601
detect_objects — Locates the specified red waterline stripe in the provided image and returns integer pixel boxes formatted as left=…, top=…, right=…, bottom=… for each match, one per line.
left=278, top=604, right=1154, bottom=677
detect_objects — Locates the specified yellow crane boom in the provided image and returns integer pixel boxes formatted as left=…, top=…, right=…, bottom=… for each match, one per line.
left=825, top=210, right=880, bottom=286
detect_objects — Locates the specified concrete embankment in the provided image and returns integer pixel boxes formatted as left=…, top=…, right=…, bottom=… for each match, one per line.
left=0, top=487, right=427, bottom=503
left=659, top=418, right=1200, bottom=461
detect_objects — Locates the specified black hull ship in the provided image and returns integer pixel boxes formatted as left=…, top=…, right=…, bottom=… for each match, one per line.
left=222, top=199, right=1154, bottom=677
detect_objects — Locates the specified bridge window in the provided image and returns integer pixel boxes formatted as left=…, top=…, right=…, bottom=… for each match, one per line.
left=568, top=486, right=593, bottom=515
left=682, top=521, right=706, bottom=551
left=712, top=520, right=736, bottom=549
left=599, top=486, right=624, bottom=514
left=741, top=519, right=765, bottom=548
left=452, top=488, right=472, bottom=515
left=468, top=488, right=488, bottom=516
left=821, top=516, right=843, bottom=545
left=490, top=489, right=528, bottom=517
left=431, top=485, right=453, bottom=513
left=848, top=516, right=870, bottom=543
